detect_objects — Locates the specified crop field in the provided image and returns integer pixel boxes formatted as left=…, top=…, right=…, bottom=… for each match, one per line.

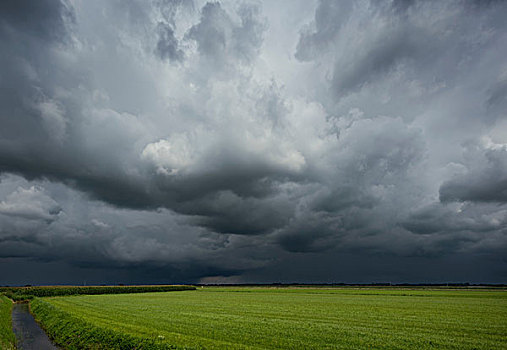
left=32, top=287, right=507, bottom=349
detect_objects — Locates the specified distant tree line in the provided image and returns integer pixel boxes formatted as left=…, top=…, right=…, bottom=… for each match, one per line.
left=0, top=285, right=195, bottom=301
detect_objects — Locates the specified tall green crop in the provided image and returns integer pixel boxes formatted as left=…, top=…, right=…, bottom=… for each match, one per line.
left=35, top=287, right=507, bottom=349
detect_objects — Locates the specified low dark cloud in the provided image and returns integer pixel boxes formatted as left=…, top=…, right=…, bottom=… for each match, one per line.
left=0, top=0, right=506, bottom=284
left=440, top=147, right=507, bottom=203
left=0, top=0, right=73, bottom=41
left=186, top=1, right=265, bottom=68
left=295, top=0, right=352, bottom=62
left=331, top=28, right=427, bottom=95
left=155, top=23, right=184, bottom=62
left=402, top=202, right=507, bottom=235
left=153, top=0, right=189, bottom=62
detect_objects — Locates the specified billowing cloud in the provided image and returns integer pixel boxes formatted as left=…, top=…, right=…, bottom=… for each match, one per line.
left=440, top=142, right=507, bottom=203
left=186, top=1, right=265, bottom=66
left=0, top=185, right=61, bottom=222
left=0, top=0, right=506, bottom=284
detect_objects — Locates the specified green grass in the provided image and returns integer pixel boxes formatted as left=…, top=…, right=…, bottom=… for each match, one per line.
left=0, top=295, right=16, bottom=350
left=34, top=287, right=507, bottom=349
left=31, top=298, right=179, bottom=350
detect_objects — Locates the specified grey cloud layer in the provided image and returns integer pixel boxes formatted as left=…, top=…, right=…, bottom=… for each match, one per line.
left=0, top=0, right=506, bottom=283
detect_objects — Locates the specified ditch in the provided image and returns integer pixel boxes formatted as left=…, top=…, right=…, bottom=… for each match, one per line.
left=12, top=303, right=60, bottom=350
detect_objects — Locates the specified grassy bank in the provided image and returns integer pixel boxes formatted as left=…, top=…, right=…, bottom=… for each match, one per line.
left=37, top=287, right=507, bottom=349
left=1, top=285, right=195, bottom=301
left=0, top=295, right=16, bottom=350
left=31, top=298, right=190, bottom=350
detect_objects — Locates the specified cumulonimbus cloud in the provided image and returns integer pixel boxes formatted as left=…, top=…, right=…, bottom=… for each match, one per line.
left=0, top=0, right=506, bottom=284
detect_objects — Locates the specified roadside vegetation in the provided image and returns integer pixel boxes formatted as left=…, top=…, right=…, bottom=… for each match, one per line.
left=0, top=295, right=16, bottom=350
left=33, top=287, right=507, bottom=349
left=31, top=299, right=183, bottom=350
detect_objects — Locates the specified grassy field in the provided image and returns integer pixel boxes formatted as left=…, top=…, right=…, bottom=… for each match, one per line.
left=0, top=295, right=16, bottom=350
left=33, top=287, right=507, bottom=349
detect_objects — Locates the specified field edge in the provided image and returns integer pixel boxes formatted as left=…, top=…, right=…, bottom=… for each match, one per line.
left=1, top=285, right=196, bottom=301
left=0, top=295, right=16, bottom=350
left=30, top=298, right=197, bottom=350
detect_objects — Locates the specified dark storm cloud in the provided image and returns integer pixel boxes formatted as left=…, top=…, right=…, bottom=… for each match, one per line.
left=1, top=0, right=507, bottom=284
left=486, top=78, right=507, bottom=124
left=153, top=0, right=190, bottom=62
left=296, top=0, right=507, bottom=106
left=402, top=202, right=507, bottom=235
left=487, top=79, right=507, bottom=108
left=187, top=2, right=235, bottom=58
left=389, top=0, right=416, bottom=13
left=0, top=174, right=261, bottom=283
left=185, top=190, right=294, bottom=235
left=0, top=0, right=73, bottom=41
left=186, top=1, right=265, bottom=65
left=275, top=212, right=341, bottom=253
left=155, top=23, right=184, bottom=62
left=0, top=185, right=61, bottom=223
left=0, top=0, right=276, bottom=223
left=0, top=0, right=75, bottom=144
left=294, top=0, right=352, bottom=62
left=440, top=147, right=507, bottom=203
left=331, top=29, right=427, bottom=94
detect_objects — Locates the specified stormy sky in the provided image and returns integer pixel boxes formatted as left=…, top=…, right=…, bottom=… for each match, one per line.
left=1, top=0, right=506, bottom=285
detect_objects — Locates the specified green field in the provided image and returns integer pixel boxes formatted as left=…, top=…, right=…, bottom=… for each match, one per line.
left=0, top=295, right=16, bottom=350
left=33, top=287, right=507, bottom=349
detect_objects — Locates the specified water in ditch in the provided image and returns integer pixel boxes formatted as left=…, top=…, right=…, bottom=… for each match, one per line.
left=11, top=303, right=60, bottom=350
